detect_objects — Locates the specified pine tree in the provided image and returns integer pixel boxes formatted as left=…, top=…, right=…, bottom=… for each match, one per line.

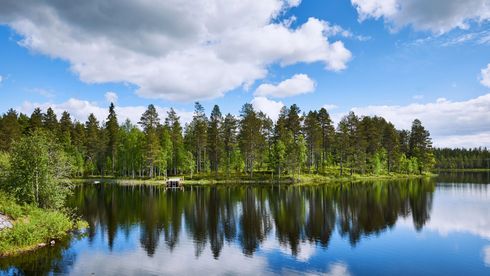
left=222, top=113, right=238, bottom=177
left=85, top=113, right=101, bottom=175
left=43, top=107, right=59, bottom=135
left=208, top=105, right=223, bottom=174
left=106, top=103, right=119, bottom=175
left=0, top=109, right=21, bottom=152
left=409, top=119, right=434, bottom=173
left=189, top=102, right=208, bottom=173
left=139, top=104, right=161, bottom=177
left=166, top=108, right=184, bottom=175
left=59, top=111, right=73, bottom=147
left=303, top=111, right=322, bottom=173
left=317, top=108, right=335, bottom=168
left=29, top=107, right=44, bottom=133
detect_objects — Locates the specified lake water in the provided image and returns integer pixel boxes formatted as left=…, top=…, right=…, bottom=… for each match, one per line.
left=1, top=173, right=490, bottom=275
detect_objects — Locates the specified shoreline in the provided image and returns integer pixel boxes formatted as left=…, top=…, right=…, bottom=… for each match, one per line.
left=0, top=192, right=88, bottom=258
left=71, top=173, right=437, bottom=186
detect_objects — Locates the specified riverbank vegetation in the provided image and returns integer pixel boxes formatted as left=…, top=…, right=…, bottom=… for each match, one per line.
left=0, top=131, right=86, bottom=257
left=1, top=102, right=436, bottom=182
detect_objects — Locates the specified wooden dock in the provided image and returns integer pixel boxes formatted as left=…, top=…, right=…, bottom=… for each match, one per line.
left=166, top=178, right=183, bottom=188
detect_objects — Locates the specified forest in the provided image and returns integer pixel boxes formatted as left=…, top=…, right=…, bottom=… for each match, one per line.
left=434, top=147, right=490, bottom=170
left=0, top=102, right=437, bottom=180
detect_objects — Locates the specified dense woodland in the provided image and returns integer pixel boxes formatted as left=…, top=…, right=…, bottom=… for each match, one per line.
left=0, top=102, right=437, bottom=179
left=434, top=147, right=490, bottom=170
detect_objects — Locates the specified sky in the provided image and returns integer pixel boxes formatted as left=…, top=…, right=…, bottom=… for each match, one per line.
left=0, top=0, right=490, bottom=148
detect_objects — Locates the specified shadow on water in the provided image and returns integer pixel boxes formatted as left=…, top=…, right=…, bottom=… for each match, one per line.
left=1, top=177, right=438, bottom=272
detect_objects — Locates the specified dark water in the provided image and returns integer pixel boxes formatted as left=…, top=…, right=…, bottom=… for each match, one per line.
left=1, top=174, right=490, bottom=275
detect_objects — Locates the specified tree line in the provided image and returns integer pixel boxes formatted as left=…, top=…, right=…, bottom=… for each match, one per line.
left=0, top=102, right=436, bottom=179
left=434, top=147, right=490, bottom=170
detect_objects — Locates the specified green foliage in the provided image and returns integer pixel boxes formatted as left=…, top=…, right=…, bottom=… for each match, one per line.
left=0, top=151, right=10, bottom=179
left=5, top=130, right=72, bottom=209
left=434, top=147, right=490, bottom=170
left=0, top=192, right=73, bottom=256
left=0, top=103, right=440, bottom=181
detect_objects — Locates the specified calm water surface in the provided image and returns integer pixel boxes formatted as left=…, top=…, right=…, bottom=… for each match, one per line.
left=1, top=173, right=490, bottom=275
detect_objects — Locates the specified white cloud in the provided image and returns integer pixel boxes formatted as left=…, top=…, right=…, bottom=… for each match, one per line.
left=481, top=64, right=490, bottom=88
left=352, top=0, right=490, bottom=34
left=352, top=0, right=398, bottom=21
left=105, top=91, right=118, bottom=104
left=19, top=98, right=193, bottom=126
left=251, top=97, right=284, bottom=122
left=322, top=104, right=338, bottom=110
left=412, top=94, right=424, bottom=100
left=0, top=0, right=351, bottom=102
left=254, top=74, right=315, bottom=98
left=343, top=93, right=490, bottom=148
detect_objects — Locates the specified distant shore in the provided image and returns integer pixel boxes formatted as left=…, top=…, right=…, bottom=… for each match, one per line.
left=435, top=168, right=490, bottom=172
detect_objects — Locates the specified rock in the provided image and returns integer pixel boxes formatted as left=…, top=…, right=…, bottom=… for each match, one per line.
left=0, top=214, right=13, bottom=231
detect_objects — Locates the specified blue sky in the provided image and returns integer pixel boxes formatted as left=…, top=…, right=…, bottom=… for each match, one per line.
left=1, top=0, right=490, bottom=147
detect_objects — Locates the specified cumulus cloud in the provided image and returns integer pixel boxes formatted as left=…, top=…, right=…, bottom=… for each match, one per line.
left=251, top=97, right=284, bottom=122
left=254, top=74, right=315, bottom=98
left=481, top=64, right=490, bottom=88
left=0, top=0, right=351, bottom=102
left=105, top=91, right=118, bottom=104
left=19, top=98, right=193, bottom=126
left=352, top=0, right=490, bottom=34
left=344, top=94, right=490, bottom=148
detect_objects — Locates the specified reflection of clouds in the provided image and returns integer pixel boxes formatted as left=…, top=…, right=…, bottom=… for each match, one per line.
left=484, top=245, right=490, bottom=267
left=69, top=239, right=269, bottom=275
left=295, top=242, right=317, bottom=262
left=261, top=225, right=316, bottom=262
left=427, top=187, right=490, bottom=240
left=325, top=262, right=351, bottom=276
left=399, top=186, right=490, bottom=240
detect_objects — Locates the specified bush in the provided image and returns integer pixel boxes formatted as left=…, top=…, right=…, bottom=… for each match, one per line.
left=0, top=191, right=73, bottom=256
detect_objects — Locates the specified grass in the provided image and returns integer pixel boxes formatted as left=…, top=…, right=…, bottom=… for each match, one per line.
left=0, top=191, right=87, bottom=257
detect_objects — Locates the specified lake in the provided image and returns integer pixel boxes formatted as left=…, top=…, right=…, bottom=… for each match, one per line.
left=1, top=173, right=490, bottom=275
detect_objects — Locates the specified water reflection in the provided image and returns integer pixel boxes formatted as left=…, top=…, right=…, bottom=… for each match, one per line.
left=69, top=178, right=434, bottom=259
left=4, top=176, right=490, bottom=275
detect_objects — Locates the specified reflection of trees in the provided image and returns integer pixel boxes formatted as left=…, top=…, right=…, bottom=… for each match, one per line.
left=269, top=187, right=306, bottom=255
left=65, top=178, right=435, bottom=260
left=305, top=187, right=336, bottom=248
left=336, top=179, right=434, bottom=245
left=239, top=187, right=272, bottom=256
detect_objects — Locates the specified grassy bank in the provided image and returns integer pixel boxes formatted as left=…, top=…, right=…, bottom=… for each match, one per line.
left=0, top=192, right=87, bottom=257
left=72, top=172, right=436, bottom=186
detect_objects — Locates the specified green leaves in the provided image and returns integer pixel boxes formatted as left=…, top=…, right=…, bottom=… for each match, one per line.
left=6, top=130, right=72, bottom=209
